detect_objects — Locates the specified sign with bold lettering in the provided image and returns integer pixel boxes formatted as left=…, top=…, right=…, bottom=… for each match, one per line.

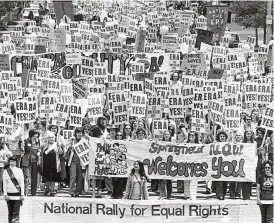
left=52, top=103, right=69, bottom=126
left=206, top=5, right=229, bottom=36
left=261, top=104, right=274, bottom=131
left=40, top=94, right=56, bottom=118
left=131, top=93, right=147, bottom=118
left=152, top=119, right=168, bottom=139
left=112, top=92, right=128, bottom=125
left=210, top=100, right=224, bottom=126
left=73, top=138, right=90, bottom=166
left=87, top=94, right=104, bottom=118
left=70, top=104, right=83, bottom=128
left=14, top=100, right=30, bottom=123
left=0, top=197, right=251, bottom=223
left=225, top=107, right=240, bottom=130
left=90, top=139, right=256, bottom=182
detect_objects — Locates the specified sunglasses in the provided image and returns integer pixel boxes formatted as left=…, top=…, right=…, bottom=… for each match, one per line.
left=265, top=167, right=271, bottom=169
left=117, top=134, right=122, bottom=136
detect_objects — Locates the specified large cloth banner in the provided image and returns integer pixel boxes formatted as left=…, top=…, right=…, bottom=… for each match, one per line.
left=0, top=197, right=247, bottom=223
left=89, top=139, right=256, bottom=182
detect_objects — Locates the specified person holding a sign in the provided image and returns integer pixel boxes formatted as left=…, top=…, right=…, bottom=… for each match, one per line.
left=183, top=131, right=199, bottom=200
left=214, top=131, right=229, bottom=200
left=159, top=130, right=173, bottom=200
left=3, top=156, right=24, bottom=223
left=256, top=128, right=267, bottom=179
left=238, top=130, right=257, bottom=200
left=256, top=160, right=273, bottom=223
left=265, top=133, right=273, bottom=162
left=42, top=131, right=63, bottom=196
left=123, top=160, right=149, bottom=200
left=22, top=129, right=41, bottom=196
left=67, top=128, right=84, bottom=197
left=229, top=131, right=244, bottom=199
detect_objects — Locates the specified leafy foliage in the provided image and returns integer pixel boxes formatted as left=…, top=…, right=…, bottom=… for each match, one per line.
left=230, top=1, right=267, bottom=28
left=0, top=1, right=28, bottom=19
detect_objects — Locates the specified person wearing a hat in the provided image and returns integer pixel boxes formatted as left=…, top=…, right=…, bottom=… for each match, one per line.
left=22, top=129, right=41, bottom=196
left=3, top=156, right=24, bottom=223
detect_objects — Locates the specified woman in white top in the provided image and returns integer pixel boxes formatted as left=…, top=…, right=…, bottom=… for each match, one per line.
left=3, top=156, right=24, bottom=223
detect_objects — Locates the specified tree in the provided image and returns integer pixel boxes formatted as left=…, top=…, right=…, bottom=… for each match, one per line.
left=230, top=1, right=267, bottom=47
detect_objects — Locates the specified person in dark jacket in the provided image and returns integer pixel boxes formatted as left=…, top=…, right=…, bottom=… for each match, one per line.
left=22, top=129, right=40, bottom=196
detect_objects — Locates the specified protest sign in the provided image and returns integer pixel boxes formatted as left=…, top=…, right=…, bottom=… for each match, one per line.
left=131, top=93, right=147, bottom=118
left=147, top=96, right=162, bottom=119
left=90, top=138, right=256, bottom=182
left=112, top=92, right=128, bottom=125
left=60, top=83, right=73, bottom=104
left=245, top=82, right=258, bottom=108
left=210, top=100, right=225, bottom=126
left=225, top=107, right=240, bottom=130
left=257, top=83, right=272, bottom=105
left=206, top=5, right=229, bottom=36
left=42, top=78, right=61, bottom=93
left=14, top=100, right=29, bottom=123
left=152, top=119, right=169, bottom=139
left=135, top=29, right=146, bottom=52
left=62, top=130, right=74, bottom=147
left=181, top=53, right=206, bottom=75
left=40, top=94, right=56, bottom=118
left=0, top=114, right=5, bottom=137
left=70, top=104, right=83, bottom=128
left=154, top=72, right=169, bottom=92
left=161, top=34, right=178, bottom=51
left=168, top=95, right=185, bottom=119
left=191, top=114, right=206, bottom=132
left=207, top=68, right=224, bottom=79
left=73, top=138, right=90, bottom=166
left=195, top=29, right=213, bottom=49
left=4, top=114, right=13, bottom=136
left=28, top=99, right=37, bottom=123
left=52, top=103, right=69, bottom=127
left=72, top=78, right=87, bottom=99
left=261, top=104, right=274, bottom=131
left=28, top=72, right=41, bottom=94
left=0, top=197, right=247, bottom=223
left=49, top=29, right=66, bottom=52
left=87, top=94, right=104, bottom=118
left=66, top=53, right=82, bottom=65
left=196, top=15, right=207, bottom=30
left=0, top=54, right=10, bottom=71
